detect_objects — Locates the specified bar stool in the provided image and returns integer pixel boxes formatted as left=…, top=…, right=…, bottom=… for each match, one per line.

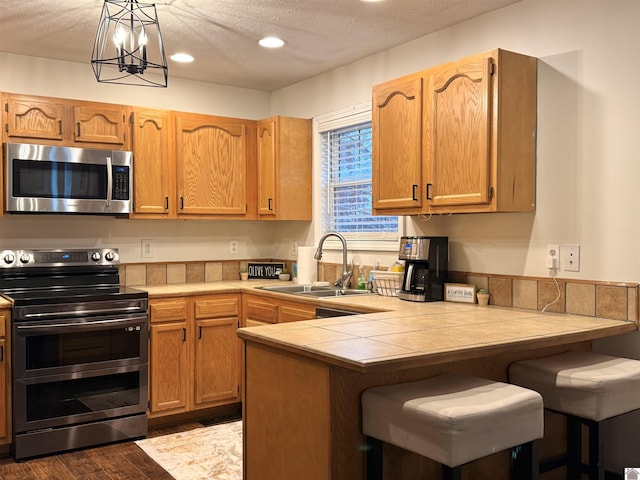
left=361, top=373, right=544, bottom=480
left=509, top=351, right=640, bottom=479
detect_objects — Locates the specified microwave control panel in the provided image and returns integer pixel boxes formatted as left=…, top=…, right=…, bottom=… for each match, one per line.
left=112, top=166, right=130, bottom=200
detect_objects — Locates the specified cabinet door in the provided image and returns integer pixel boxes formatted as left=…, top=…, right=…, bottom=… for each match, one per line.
left=372, top=76, right=423, bottom=213
left=5, top=96, right=64, bottom=141
left=176, top=114, right=248, bottom=216
left=73, top=105, right=126, bottom=145
left=0, top=311, right=8, bottom=443
left=149, top=322, right=189, bottom=413
left=257, top=118, right=277, bottom=216
left=0, top=337, right=6, bottom=442
left=131, top=109, right=173, bottom=216
left=426, top=58, right=493, bottom=208
left=193, top=317, right=240, bottom=407
left=73, top=105, right=127, bottom=145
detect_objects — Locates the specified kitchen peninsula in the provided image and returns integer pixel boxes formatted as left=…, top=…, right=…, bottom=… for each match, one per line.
left=237, top=296, right=637, bottom=480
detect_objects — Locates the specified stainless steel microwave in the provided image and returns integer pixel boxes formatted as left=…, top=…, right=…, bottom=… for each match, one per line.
left=4, top=143, right=132, bottom=215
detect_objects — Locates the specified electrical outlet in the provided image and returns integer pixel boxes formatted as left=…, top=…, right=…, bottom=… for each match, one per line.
left=290, top=241, right=298, bottom=256
left=563, top=244, right=580, bottom=272
left=230, top=240, right=239, bottom=254
left=546, top=244, right=559, bottom=270
left=141, top=239, right=154, bottom=258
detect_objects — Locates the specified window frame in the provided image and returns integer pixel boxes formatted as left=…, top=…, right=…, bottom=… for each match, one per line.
left=314, top=102, right=403, bottom=252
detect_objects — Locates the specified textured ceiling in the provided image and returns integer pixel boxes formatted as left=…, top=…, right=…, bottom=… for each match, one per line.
left=0, top=0, right=521, bottom=91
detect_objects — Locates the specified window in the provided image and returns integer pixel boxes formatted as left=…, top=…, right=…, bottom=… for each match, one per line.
left=317, top=103, right=399, bottom=249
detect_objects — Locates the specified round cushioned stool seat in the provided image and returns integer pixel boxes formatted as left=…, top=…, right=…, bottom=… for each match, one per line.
left=362, top=373, right=544, bottom=468
left=509, top=351, right=640, bottom=421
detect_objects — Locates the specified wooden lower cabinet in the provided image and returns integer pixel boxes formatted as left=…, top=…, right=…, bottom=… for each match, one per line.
left=148, top=294, right=241, bottom=418
left=242, top=294, right=316, bottom=326
left=0, top=310, right=9, bottom=444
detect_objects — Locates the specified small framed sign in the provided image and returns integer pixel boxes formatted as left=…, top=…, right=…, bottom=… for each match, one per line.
left=444, top=283, right=477, bottom=303
left=248, top=262, right=285, bottom=279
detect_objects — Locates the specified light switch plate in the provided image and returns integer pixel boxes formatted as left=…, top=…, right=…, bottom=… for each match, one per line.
left=141, top=239, right=154, bottom=258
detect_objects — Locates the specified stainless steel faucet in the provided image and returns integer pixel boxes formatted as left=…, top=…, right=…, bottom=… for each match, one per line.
left=314, top=232, right=353, bottom=289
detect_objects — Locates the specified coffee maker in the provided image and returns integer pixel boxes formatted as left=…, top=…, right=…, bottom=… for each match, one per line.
left=397, top=236, right=448, bottom=302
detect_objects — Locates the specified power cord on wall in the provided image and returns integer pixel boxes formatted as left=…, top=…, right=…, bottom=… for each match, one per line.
left=541, top=273, right=561, bottom=313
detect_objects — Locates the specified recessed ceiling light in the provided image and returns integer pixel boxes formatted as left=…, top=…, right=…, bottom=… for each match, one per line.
left=258, top=36, right=285, bottom=49
left=170, top=53, right=194, bottom=63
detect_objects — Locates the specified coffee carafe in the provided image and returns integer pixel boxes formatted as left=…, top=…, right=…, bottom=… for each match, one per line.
left=397, top=236, right=448, bottom=302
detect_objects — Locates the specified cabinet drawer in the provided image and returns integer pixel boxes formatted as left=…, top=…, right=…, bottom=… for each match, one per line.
left=279, top=305, right=316, bottom=323
left=194, top=297, right=239, bottom=319
left=150, top=300, right=188, bottom=323
left=245, top=299, right=278, bottom=324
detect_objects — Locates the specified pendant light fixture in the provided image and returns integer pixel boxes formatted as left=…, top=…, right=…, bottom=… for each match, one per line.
left=91, top=0, right=168, bottom=87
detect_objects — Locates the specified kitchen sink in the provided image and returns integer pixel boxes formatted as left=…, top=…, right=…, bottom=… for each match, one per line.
left=256, top=285, right=372, bottom=297
left=296, top=289, right=372, bottom=297
left=258, top=284, right=332, bottom=294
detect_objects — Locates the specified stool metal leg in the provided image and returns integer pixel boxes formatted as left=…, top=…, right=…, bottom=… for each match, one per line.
left=365, top=436, right=383, bottom=480
left=586, top=419, right=604, bottom=480
left=511, top=440, right=539, bottom=480
left=567, top=415, right=582, bottom=480
left=442, top=465, right=462, bottom=480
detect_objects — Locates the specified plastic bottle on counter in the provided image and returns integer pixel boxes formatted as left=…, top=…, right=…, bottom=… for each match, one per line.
left=357, top=265, right=366, bottom=290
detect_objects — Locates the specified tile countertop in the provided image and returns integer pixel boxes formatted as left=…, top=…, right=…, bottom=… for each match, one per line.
left=140, top=281, right=637, bottom=374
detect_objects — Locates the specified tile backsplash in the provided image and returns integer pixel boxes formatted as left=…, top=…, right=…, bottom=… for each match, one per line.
left=121, top=259, right=638, bottom=323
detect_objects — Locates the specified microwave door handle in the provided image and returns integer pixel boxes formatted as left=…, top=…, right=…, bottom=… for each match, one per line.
left=106, top=156, right=113, bottom=207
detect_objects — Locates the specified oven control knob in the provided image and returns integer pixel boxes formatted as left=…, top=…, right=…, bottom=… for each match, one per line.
left=91, top=252, right=102, bottom=262
left=19, top=253, right=30, bottom=264
left=3, top=253, right=15, bottom=264
left=105, top=251, right=116, bottom=262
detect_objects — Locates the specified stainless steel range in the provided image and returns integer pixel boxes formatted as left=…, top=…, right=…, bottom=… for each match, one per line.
left=0, top=248, right=148, bottom=460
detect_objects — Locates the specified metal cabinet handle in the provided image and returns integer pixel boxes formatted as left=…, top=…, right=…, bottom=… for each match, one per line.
left=165, top=197, right=169, bottom=210
left=77, top=122, right=81, bottom=137
left=412, top=184, right=418, bottom=201
left=198, top=326, right=203, bottom=339
left=182, top=328, right=186, bottom=342
left=268, top=198, right=273, bottom=211
left=426, top=183, right=433, bottom=200
left=58, top=120, right=62, bottom=135
left=180, top=197, right=184, bottom=210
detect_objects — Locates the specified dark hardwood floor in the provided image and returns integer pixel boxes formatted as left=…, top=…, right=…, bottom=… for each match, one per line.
left=0, top=421, right=205, bottom=480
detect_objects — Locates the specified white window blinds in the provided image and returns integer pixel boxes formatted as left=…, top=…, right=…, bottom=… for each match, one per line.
left=319, top=105, right=399, bottom=245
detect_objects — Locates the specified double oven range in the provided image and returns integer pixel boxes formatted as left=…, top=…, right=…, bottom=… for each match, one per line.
left=0, top=248, right=148, bottom=460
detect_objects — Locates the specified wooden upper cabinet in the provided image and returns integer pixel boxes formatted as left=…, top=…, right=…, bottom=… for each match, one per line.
left=372, top=76, right=424, bottom=214
left=256, top=116, right=312, bottom=220
left=4, top=95, right=64, bottom=141
left=73, top=105, right=127, bottom=145
left=175, top=112, right=255, bottom=218
left=424, top=49, right=537, bottom=213
left=2, top=93, right=130, bottom=149
left=426, top=58, right=492, bottom=208
left=372, top=48, right=537, bottom=216
left=131, top=108, right=173, bottom=217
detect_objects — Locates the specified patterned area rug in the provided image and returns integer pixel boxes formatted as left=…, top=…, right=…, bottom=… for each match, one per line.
left=136, top=420, right=242, bottom=480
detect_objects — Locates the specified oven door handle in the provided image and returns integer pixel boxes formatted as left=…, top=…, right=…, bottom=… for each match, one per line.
left=19, top=305, right=145, bottom=320
left=16, top=316, right=145, bottom=332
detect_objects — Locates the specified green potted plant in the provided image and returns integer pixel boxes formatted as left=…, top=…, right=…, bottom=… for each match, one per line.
left=279, top=267, right=290, bottom=281
left=239, top=267, right=249, bottom=281
left=476, top=288, right=490, bottom=306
